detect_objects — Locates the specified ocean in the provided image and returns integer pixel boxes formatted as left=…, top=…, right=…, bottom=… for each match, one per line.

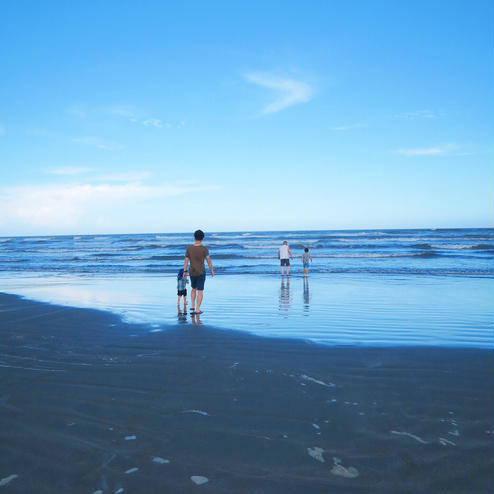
left=1, top=228, right=493, bottom=347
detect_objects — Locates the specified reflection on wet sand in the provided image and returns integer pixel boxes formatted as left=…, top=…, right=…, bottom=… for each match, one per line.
left=303, top=278, right=310, bottom=315
left=191, top=313, right=202, bottom=325
left=177, top=308, right=187, bottom=324
left=279, top=278, right=291, bottom=315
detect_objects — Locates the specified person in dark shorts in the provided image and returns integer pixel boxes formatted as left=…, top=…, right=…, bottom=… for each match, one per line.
left=176, top=268, right=188, bottom=313
left=183, top=229, right=214, bottom=314
left=278, top=240, right=293, bottom=276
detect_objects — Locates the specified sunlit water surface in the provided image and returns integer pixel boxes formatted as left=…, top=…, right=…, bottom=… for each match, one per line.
left=1, top=272, right=492, bottom=348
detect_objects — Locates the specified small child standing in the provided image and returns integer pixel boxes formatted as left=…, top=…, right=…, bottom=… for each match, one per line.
left=301, top=247, right=312, bottom=277
left=177, top=268, right=189, bottom=312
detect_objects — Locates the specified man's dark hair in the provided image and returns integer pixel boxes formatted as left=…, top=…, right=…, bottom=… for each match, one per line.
left=194, top=229, right=205, bottom=241
left=304, top=247, right=309, bottom=252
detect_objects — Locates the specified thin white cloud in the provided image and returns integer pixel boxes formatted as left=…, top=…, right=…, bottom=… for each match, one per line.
left=94, top=172, right=151, bottom=182
left=105, top=104, right=137, bottom=119
left=68, top=102, right=173, bottom=129
left=396, top=144, right=457, bottom=156
left=244, top=72, right=314, bottom=115
left=330, top=123, right=365, bottom=131
left=72, top=137, right=124, bottom=151
left=142, top=118, right=163, bottom=128
left=0, top=181, right=218, bottom=229
left=394, top=110, right=437, bottom=120
left=48, top=166, right=93, bottom=176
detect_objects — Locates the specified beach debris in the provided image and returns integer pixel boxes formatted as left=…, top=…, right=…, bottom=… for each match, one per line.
left=312, top=423, right=320, bottom=430
left=300, top=383, right=306, bottom=386
left=300, top=374, right=335, bottom=387
left=439, top=437, right=456, bottom=446
left=66, top=422, right=76, bottom=427
left=152, top=457, right=170, bottom=464
left=115, top=488, right=124, bottom=494
left=390, top=430, right=428, bottom=444
left=93, top=491, right=104, bottom=494
left=329, top=399, right=337, bottom=403
left=330, top=457, right=359, bottom=478
left=0, top=474, right=18, bottom=486
left=182, top=409, right=209, bottom=416
left=282, top=434, right=288, bottom=439
left=230, top=362, right=239, bottom=368
left=485, top=430, right=494, bottom=435
left=124, top=435, right=136, bottom=440
left=125, top=467, right=138, bottom=474
left=307, top=447, right=325, bottom=463
left=448, top=430, right=460, bottom=436
left=190, top=476, right=209, bottom=485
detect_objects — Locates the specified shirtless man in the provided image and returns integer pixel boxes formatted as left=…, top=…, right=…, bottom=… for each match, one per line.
left=278, top=240, right=293, bottom=276
left=183, top=229, right=214, bottom=314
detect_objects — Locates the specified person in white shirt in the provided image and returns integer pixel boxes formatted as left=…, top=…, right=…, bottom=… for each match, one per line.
left=278, top=240, right=294, bottom=276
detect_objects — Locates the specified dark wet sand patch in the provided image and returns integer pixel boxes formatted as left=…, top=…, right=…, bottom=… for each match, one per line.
left=0, top=293, right=493, bottom=493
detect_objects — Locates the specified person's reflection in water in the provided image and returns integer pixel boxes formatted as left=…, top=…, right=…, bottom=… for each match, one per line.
left=303, top=277, right=310, bottom=315
left=279, top=277, right=291, bottom=314
left=177, top=307, right=187, bottom=324
left=191, top=312, right=202, bottom=325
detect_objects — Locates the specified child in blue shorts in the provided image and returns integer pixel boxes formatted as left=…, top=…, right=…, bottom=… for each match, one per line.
left=301, top=247, right=312, bottom=277
left=177, top=268, right=189, bottom=313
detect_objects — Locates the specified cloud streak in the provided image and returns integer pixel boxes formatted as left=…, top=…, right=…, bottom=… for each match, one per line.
left=396, top=144, right=456, bottom=156
left=394, top=110, right=437, bottom=120
left=330, top=123, right=365, bottom=131
left=72, top=136, right=124, bottom=151
left=48, top=166, right=93, bottom=176
left=244, top=73, right=314, bottom=115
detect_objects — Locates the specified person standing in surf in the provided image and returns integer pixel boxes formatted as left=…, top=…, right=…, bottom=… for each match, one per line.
left=183, top=229, right=214, bottom=314
left=278, top=240, right=293, bottom=276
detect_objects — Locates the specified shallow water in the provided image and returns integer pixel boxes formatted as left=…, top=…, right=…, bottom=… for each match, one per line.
left=1, top=272, right=492, bottom=348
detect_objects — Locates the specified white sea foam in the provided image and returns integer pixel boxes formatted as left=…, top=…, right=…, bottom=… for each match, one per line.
left=301, top=374, right=335, bottom=387
left=330, top=457, right=359, bottom=478
left=182, top=409, right=209, bottom=416
left=0, top=474, right=18, bottom=486
left=190, top=476, right=209, bottom=485
left=439, top=437, right=456, bottom=446
left=391, top=430, right=427, bottom=444
left=152, top=457, right=170, bottom=464
left=307, top=447, right=325, bottom=463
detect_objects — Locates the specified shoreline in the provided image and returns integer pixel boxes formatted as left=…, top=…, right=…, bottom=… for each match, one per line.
left=1, top=293, right=493, bottom=493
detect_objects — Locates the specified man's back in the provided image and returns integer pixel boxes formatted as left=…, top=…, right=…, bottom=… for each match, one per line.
left=279, top=244, right=290, bottom=259
left=186, top=244, right=209, bottom=276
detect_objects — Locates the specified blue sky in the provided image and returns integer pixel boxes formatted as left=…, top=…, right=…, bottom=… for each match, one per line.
left=0, top=0, right=492, bottom=235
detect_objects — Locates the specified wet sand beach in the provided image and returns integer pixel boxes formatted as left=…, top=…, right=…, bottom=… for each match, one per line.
left=0, top=293, right=493, bottom=493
